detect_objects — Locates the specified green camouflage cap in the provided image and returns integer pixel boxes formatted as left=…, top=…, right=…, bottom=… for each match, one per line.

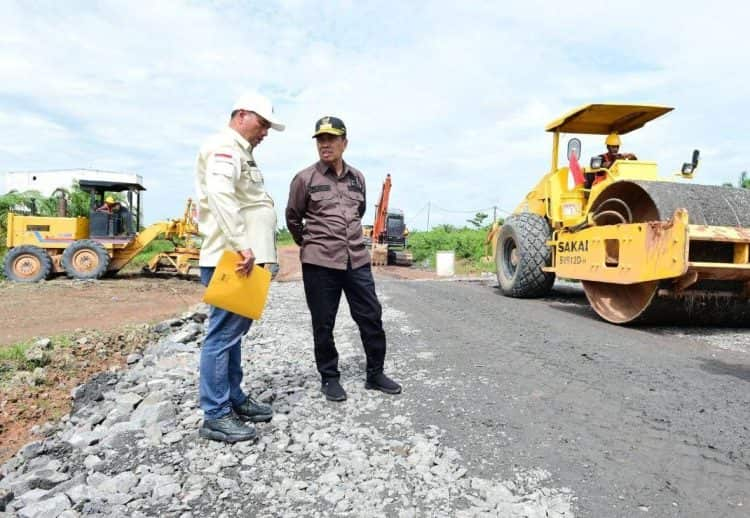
left=313, top=116, right=347, bottom=137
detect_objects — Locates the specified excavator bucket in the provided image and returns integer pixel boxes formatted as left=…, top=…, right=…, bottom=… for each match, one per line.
left=371, top=243, right=389, bottom=266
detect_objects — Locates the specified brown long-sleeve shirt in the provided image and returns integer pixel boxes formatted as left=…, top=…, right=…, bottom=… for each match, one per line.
left=285, top=161, right=371, bottom=270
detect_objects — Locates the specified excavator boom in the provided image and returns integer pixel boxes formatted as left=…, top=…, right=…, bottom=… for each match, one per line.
left=372, top=174, right=392, bottom=243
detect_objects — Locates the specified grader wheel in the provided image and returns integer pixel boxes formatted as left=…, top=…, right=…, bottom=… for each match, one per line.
left=62, top=240, right=111, bottom=280
left=496, top=213, right=555, bottom=297
left=3, top=246, right=52, bottom=282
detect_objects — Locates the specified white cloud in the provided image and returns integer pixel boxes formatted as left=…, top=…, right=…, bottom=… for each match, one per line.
left=1, top=0, right=748, bottom=229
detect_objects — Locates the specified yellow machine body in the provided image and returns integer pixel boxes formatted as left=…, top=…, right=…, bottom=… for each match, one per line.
left=4, top=197, right=200, bottom=281
left=549, top=208, right=690, bottom=283
left=497, top=103, right=750, bottom=324
left=6, top=213, right=89, bottom=249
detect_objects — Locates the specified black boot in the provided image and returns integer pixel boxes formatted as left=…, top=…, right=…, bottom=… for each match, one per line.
left=321, top=378, right=347, bottom=402
left=199, top=411, right=257, bottom=443
left=365, top=372, right=402, bottom=394
left=233, top=396, right=273, bottom=423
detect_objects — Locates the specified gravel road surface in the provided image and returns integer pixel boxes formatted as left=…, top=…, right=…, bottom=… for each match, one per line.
left=380, top=278, right=750, bottom=517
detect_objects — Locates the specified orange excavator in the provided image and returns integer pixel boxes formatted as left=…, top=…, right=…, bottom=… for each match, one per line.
left=364, top=174, right=413, bottom=266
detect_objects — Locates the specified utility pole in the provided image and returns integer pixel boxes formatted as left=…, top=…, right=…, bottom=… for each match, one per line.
left=426, top=201, right=431, bottom=230
left=493, top=205, right=497, bottom=223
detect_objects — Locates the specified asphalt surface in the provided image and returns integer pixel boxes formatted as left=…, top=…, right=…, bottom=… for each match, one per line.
left=378, top=278, right=750, bottom=518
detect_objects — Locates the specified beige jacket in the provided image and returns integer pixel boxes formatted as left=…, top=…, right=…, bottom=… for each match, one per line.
left=195, top=127, right=277, bottom=267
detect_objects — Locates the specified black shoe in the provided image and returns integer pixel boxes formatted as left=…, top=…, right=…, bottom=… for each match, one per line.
left=365, top=373, right=402, bottom=394
left=199, top=411, right=257, bottom=443
left=233, top=397, right=273, bottom=423
left=321, top=379, right=347, bottom=402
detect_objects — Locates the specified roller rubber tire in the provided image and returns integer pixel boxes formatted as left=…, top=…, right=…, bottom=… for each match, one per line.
left=496, top=213, right=555, bottom=298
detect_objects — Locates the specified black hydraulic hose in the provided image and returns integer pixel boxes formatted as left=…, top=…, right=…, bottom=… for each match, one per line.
left=592, top=210, right=627, bottom=224
left=593, top=197, right=633, bottom=223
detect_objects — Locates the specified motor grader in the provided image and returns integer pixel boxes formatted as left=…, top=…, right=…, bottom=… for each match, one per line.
left=497, top=103, right=750, bottom=325
left=3, top=179, right=200, bottom=282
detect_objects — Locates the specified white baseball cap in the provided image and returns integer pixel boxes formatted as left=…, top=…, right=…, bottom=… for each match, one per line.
left=232, top=92, right=285, bottom=131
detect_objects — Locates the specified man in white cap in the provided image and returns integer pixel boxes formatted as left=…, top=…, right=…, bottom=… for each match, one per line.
left=194, top=92, right=284, bottom=443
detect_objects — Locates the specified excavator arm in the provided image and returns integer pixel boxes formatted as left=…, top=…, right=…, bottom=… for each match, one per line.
left=372, top=174, right=392, bottom=244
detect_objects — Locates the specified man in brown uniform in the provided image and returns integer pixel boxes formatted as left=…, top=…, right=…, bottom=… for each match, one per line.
left=285, top=116, right=401, bottom=402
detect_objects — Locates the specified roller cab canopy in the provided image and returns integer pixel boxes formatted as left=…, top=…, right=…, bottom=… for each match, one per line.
left=545, top=104, right=673, bottom=135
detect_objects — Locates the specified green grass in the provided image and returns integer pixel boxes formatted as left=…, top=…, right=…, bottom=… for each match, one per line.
left=407, top=227, right=495, bottom=273
left=128, top=239, right=176, bottom=269
left=0, top=342, right=31, bottom=364
left=0, top=340, right=35, bottom=383
left=0, top=333, right=77, bottom=384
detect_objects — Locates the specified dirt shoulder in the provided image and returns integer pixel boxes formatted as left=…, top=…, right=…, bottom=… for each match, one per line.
left=0, top=327, right=158, bottom=463
left=0, top=273, right=202, bottom=463
left=0, top=275, right=205, bottom=347
left=0, top=245, right=437, bottom=346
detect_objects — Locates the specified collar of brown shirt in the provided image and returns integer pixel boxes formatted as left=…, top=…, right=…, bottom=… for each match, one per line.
left=316, top=160, right=353, bottom=179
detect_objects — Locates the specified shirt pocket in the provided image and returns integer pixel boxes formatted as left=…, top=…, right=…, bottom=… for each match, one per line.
left=309, top=189, right=337, bottom=211
left=343, top=189, right=364, bottom=218
left=205, top=156, right=237, bottom=194
left=249, top=167, right=264, bottom=184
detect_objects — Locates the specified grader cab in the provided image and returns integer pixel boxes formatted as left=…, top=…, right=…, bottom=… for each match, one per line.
left=3, top=180, right=200, bottom=282
left=497, top=104, right=750, bottom=324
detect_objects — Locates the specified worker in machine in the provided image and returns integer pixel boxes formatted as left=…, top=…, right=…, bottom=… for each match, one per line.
left=97, top=196, right=116, bottom=213
left=599, top=132, right=637, bottom=168
left=285, top=116, right=402, bottom=402
left=585, top=133, right=638, bottom=188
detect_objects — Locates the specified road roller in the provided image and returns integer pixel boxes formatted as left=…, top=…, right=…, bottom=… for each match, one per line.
left=496, top=103, right=750, bottom=325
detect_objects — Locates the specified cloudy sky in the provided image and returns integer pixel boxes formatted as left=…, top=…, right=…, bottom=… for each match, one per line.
left=1, top=0, right=748, bottom=228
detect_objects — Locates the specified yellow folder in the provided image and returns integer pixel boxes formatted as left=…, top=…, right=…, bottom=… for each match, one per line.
left=202, top=251, right=272, bottom=320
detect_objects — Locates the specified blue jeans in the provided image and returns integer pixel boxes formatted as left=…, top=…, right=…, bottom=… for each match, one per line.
left=200, top=267, right=252, bottom=420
